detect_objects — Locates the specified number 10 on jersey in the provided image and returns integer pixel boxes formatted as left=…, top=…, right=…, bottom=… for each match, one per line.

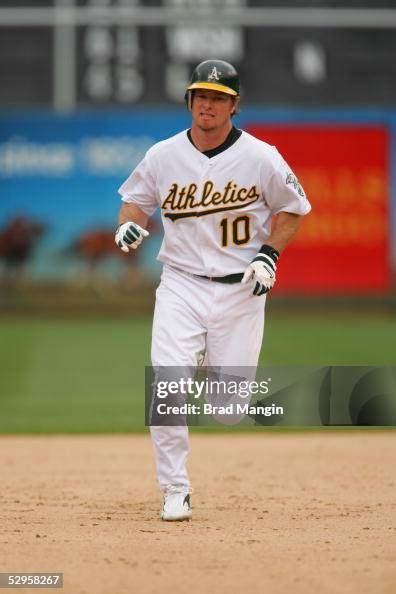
left=220, top=215, right=250, bottom=247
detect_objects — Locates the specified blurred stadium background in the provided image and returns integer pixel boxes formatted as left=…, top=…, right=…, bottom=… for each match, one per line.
left=1, top=0, right=395, bottom=432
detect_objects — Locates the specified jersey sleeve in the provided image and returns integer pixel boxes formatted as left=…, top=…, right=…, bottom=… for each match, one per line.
left=118, top=152, right=158, bottom=217
left=263, top=148, right=311, bottom=216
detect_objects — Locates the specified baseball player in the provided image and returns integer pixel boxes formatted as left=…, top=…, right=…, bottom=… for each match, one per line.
left=115, top=59, right=311, bottom=521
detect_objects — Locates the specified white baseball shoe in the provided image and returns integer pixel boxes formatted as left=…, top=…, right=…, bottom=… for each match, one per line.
left=161, top=485, right=192, bottom=522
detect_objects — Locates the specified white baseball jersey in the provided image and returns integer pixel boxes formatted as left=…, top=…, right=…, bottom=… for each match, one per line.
left=119, top=129, right=311, bottom=277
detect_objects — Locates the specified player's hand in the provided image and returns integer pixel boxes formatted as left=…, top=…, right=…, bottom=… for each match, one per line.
left=241, top=244, right=279, bottom=296
left=115, top=221, right=149, bottom=253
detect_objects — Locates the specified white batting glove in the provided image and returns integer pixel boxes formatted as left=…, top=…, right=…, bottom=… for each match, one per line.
left=242, top=245, right=279, bottom=296
left=115, top=221, right=149, bottom=253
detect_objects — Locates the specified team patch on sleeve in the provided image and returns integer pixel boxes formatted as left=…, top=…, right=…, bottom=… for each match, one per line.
left=285, top=172, right=305, bottom=197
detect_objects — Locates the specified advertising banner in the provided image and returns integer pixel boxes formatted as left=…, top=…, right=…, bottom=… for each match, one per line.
left=246, top=125, right=390, bottom=294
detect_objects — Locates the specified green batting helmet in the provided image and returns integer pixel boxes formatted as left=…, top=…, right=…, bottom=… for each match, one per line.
left=185, top=59, right=240, bottom=110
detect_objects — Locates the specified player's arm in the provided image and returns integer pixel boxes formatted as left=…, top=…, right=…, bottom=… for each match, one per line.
left=118, top=202, right=149, bottom=228
left=242, top=212, right=304, bottom=296
left=115, top=203, right=150, bottom=253
left=265, top=211, right=303, bottom=254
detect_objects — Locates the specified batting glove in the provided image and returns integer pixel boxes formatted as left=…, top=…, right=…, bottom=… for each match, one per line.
left=241, top=244, right=280, bottom=296
left=115, top=221, right=149, bottom=253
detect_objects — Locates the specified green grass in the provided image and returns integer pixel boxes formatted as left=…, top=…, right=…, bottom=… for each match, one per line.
left=0, top=314, right=395, bottom=433
left=0, top=318, right=151, bottom=433
left=261, top=313, right=396, bottom=366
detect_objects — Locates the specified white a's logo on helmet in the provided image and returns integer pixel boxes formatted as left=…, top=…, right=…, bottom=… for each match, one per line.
left=208, top=66, right=221, bottom=81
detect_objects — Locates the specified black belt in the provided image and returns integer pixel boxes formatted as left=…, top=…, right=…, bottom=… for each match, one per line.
left=195, top=272, right=244, bottom=284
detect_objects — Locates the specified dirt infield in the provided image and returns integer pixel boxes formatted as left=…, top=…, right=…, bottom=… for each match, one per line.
left=0, top=433, right=395, bottom=594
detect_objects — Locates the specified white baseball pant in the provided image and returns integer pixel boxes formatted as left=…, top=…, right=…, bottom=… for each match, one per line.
left=150, top=264, right=266, bottom=491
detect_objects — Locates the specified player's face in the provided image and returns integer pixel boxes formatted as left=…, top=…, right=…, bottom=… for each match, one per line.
left=191, top=89, right=236, bottom=132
